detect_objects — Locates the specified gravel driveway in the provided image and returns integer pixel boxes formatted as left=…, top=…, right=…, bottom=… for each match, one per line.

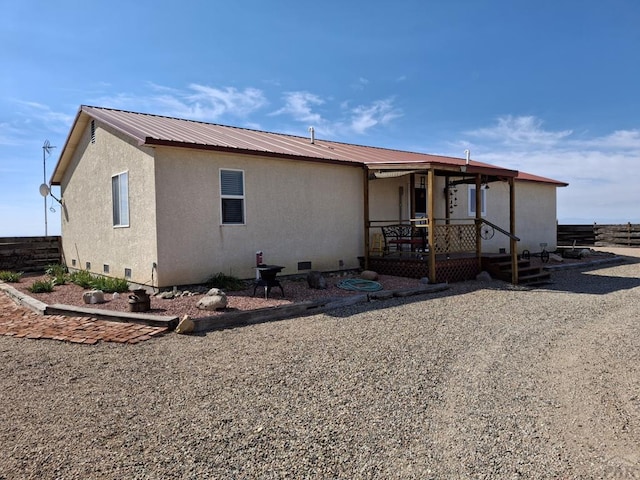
left=1, top=251, right=639, bottom=479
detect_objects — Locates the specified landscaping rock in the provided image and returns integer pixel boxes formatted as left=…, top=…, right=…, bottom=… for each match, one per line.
left=175, top=315, right=195, bottom=334
left=360, top=270, right=379, bottom=281
left=307, top=271, right=327, bottom=289
left=196, top=288, right=228, bottom=311
left=476, top=271, right=492, bottom=282
left=420, top=277, right=430, bottom=284
left=82, top=290, right=105, bottom=304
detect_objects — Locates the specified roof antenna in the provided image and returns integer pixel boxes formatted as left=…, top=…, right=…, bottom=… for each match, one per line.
left=308, top=126, right=315, bottom=144
left=39, top=140, right=56, bottom=236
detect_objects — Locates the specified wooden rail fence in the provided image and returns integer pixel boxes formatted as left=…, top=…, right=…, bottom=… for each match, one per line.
left=557, top=223, right=640, bottom=247
left=0, top=236, right=62, bottom=272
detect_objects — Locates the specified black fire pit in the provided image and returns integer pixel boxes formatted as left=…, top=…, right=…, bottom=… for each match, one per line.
left=253, top=264, right=285, bottom=298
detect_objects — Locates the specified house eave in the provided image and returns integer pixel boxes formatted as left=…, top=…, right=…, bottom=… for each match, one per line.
left=50, top=108, right=88, bottom=186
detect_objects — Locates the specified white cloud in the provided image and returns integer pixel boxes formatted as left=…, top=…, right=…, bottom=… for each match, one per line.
left=0, top=122, right=23, bottom=146
left=465, top=115, right=573, bottom=147
left=448, top=115, right=640, bottom=223
left=578, top=129, right=640, bottom=150
left=348, top=98, right=402, bottom=134
left=92, top=83, right=267, bottom=122
left=91, top=84, right=403, bottom=138
left=17, top=101, right=75, bottom=126
left=186, top=84, right=267, bottom=118
left=351, top=77, right=370, bottom=90
left=0, top=101, right=74, bottom=147
left=271, top=91, right=326, bottom=125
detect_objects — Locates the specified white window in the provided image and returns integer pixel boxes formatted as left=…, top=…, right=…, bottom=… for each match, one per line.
left=220, top=169, right=245, bottom=224
left=468, top=185, right=487, bottom=217
left=112, top=171, right=129, bottom=227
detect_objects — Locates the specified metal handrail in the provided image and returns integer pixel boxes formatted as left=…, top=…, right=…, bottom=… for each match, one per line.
left=477, top=218, right=520, bottom=242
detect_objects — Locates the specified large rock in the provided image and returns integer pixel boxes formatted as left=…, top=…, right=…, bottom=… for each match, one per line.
left=196, top=288, right=228, bottom=311
left=82, top=290, right=105, bottom=304
left=476, top=271, right=492, bottom=282
left=307, top=271, right=327, bottom=289
left=549, top=253, right=564, bottom=263
left=175, top=315, right=195, bottom=334
left=360, top=270, right=379, bottom=281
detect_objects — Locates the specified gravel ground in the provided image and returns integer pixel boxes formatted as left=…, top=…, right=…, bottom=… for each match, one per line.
left=1, top=251, right=640, bottom=479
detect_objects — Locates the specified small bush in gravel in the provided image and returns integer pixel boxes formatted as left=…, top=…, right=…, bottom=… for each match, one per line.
left=205, top=272, right=247, bottom=291
left=45, top=263, right=68, bottom=285
left=28, top=279, right=55, bottom=293
left=90, top=276, right=129, bottom=293
left=69, top=270, right=94, bottom=288
left=0, top=270, right=23, bottom=283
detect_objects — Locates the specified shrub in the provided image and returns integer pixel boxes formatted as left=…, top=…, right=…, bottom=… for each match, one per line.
left=28, top=279, right=55, bottom=293
left=205, top=272, right=247, bottom=291
left=0, top=270, right=23, bottom=283
left=45, top=263, right=68, bottom=285
left=69, top=270, right=94, bottom=289
left=90, top=276, right=129, bottom=293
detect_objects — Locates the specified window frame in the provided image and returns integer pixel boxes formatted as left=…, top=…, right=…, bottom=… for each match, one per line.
left=468, top=184, right=487, bottom=217
left=219, top=168, right=245, bottom=225
left=112, top=171, right=130, bottom=227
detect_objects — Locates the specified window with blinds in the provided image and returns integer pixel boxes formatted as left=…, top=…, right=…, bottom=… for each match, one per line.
left=220, top=169, right=245, bottom=224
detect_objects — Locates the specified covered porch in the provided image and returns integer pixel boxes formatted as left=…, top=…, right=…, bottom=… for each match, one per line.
left=361, top=156, right=522, bottom=284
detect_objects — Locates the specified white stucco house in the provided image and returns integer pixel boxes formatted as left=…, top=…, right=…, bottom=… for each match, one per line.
left=50, top=105, right=567, bottom=288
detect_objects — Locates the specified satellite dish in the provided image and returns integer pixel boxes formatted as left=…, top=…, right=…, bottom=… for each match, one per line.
left=39, top=183, right=50, bottom=197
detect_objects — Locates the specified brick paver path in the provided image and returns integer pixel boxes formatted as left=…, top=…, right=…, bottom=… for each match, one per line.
left=0, top=293, right=167, bottom=344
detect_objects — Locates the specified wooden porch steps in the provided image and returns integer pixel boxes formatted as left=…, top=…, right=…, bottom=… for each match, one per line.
left=482, top=254, right=552, bottom=285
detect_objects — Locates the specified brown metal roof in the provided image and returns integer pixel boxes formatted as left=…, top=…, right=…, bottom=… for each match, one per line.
left=51, top=105, right=567, bottom=186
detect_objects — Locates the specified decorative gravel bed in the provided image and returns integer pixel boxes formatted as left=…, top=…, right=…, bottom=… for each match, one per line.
left=11, top=272, right=422, bottom=319
left=2, top=249, right=638, bottom=478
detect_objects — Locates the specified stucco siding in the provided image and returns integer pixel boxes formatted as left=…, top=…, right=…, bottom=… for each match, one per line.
left=369, top=176, right=406, bottom=223
left=451, top=179, right=558, bottom=254
left=59, top=122, right=158, bottom=285
left=153, top=148, right=364, bottom=285
left=514, top=181, right=558, bottom=253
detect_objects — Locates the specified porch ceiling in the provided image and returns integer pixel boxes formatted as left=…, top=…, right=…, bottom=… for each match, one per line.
left=367, top=162, right=518, bottom=180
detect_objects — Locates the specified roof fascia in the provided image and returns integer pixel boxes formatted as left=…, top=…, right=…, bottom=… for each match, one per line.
left=368, top=162, right=518, bottom=178
left=50, top=107, right=88, bottom=185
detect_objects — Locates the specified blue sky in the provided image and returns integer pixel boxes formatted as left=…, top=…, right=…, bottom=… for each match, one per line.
left=2, top=0, right=640, bottom=236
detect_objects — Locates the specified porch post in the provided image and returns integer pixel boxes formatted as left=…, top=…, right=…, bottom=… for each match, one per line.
left=363, top=167, right=370, bottom=271
left=509, top=176, right=518, bottom=284
left=475, top=174, right=482, bottom=270
left=427, top=169, right=436, bottom=282
left=409, top=173, right=416, bottom=220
